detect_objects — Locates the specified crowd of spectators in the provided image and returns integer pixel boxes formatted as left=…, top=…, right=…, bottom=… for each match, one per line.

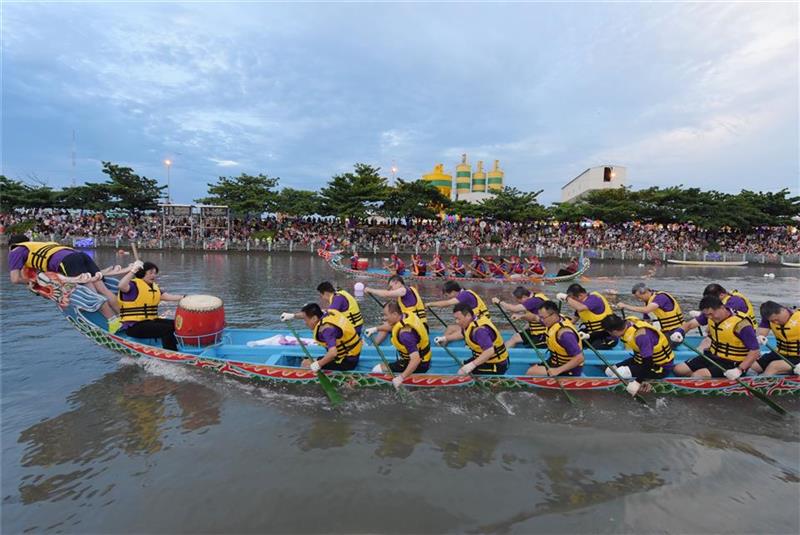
left=2, top=209, right=798, bottom=257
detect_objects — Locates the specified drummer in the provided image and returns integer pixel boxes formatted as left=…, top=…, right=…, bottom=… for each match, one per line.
left=314, top=281, right=364, bottom=335
left=364, top=301, right=431, bottom=389
left=492, top=287, right=549, bottom=348
left=290, top=303, right=361, bottom=372
left=117, top=261, right=186, bottom=350
left=428, top=281, right=490, bottom=339
left=8, top=235, right=122, bottom=332
left=364, top=275, right=428, bottom=342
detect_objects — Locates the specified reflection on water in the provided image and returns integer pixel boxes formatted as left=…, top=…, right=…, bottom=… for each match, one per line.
left=476, top=456, right=665, bottom=534
left=375, top=417, right=423, bottom=459
left=16, top=365, right=221, bottom=504
left=436, top=430, right=499, bottom=469
left=295, top=417, right=353, bottom=451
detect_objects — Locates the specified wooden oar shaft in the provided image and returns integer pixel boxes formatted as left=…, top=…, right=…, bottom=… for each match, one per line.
left=679, top=342, right=786, bottom=415
left=494, top=304, right=578, bottom=405
left=131, top=242, right=140, bottom=262
left=583, top=338, right=649, bottom=405
left=285, top=323, right=343, bottom=406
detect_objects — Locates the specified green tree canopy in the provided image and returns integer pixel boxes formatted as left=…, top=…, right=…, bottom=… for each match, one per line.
left=196, top=173, right=280, bottom=216
left=477, top=187, right=548, bottom=222
left=382, top=178, right=451, bottom=221
left=58, top=184, right=113, bottom=212
left=275, top=187, right=321, bottom=216
left=100, top=162, right=165, bottom=212
left=319, top=163, right=389, bottom=220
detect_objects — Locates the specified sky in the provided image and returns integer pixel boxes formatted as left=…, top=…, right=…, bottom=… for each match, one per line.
left=2, top=2, right=798, bottom=205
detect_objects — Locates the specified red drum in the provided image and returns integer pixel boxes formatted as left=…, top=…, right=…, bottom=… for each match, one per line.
left=357, top=258, right=369, bottom=270
left=175, top=295, right=225, bottom=347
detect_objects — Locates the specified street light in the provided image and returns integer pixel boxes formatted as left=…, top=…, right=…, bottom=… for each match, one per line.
left=164, top=159, right=172, bottom=203
left=391, top=161, right=398, bottom=184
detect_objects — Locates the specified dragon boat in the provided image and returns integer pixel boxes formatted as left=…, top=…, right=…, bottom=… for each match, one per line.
left=319, top=250, right=591, bottom=285
left=26, top=270, right=800, bottom=399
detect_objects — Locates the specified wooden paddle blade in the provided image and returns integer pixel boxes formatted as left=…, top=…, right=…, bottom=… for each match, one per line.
left=317, top=370, right=343, bottom=406
left=737, top=379, right=786, bottom=415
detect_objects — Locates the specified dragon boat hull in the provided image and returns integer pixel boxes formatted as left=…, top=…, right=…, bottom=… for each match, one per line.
left=319, top=250, right=591, bottom=285
left=32, top=272, right=800, bottom=398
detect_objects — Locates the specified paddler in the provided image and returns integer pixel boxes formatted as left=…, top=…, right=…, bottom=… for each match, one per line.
left=384, top=254, right=406, bottom=275
left=431, top=254, right=447, bottom=277
left=427, top=281, right=490, bottom=339
left=507, top=256, right=525, bottom=277
left=411, top=254, right=427, bottom=276
left=616, top=283, right=685, bottom=344
left=287, top=303, right=361, bottom=371
left=485, top=256, right=508, bottom=278
left=434, top=302, right=509, bottom=375
left=600, top=314, right=675, bottom=394
left=364, top=275, right=428, bottom=343
left=8, top=235, right=122, bottom=333
left=469, top=255, right=489, bottom=278
left=672, top=295, right=760, bottom=379
left=701, top=283, right=755, bottom=323
left=492, top=286, right=549, bottom=348
left=350, top=251, right=360, bottom=270
left=311, top=281, right=364, bottom=335
left=117, top=261, right=186, bottom=350
left=449, top=255, right=466, bottom=277
left=525, top=255, right=545, bottom=276
left=557, top=284, right=616, bottom=349
left=526, top=301, right=584, bottom=377
left=751, top=301, right=800, bottom=376
left=556, top=257, right=579, bottom=277
left=364, top=300, right=431, bottom=389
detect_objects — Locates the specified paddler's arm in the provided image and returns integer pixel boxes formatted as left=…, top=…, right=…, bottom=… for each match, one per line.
left=364, top=287, right=406, bottom=298
left=161, top=292, right=185, bottom=302
left=550, top=330, right=584, bottom=375
left=618, top=302, right=659, bottom=314
left=117, top=267, right=137, bottom=293
left=9, top=269, right=23, bottom=284
left=564, top=296, right=588, bottom=312
left=735, top=323, right=761, bottom=372
left=491, top=297, right=525, bottom=313
left=400, top=351, right=421, bottom=379
left=426, top=297, right=458, bottom=308
left=551, top=351, right=585, bottom=376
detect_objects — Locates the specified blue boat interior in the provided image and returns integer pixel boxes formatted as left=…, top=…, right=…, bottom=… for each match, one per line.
left=81, top=309, right=777, bottom=379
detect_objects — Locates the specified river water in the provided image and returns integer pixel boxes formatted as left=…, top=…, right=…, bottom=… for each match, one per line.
left=2, top=251, right=799, bottom=534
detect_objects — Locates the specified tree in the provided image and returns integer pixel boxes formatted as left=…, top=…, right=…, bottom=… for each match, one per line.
left=100, top=162, right=165, bottom=212
left=275, top=187, right=321, bottom=216
left=196, top=173, right=280, bottom=216
left=477, top=187, right=548, bottom=222
left=319, top=163, right=389, bottom=220
left=382, top=179, right=451, bottom=221
left=57, top=184, right=113, bottom=212
left=0, top=176, right=30, bottom=211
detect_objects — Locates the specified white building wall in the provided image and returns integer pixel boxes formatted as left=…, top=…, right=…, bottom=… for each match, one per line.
left=454, top=191, right=495, bottom=204
left=561, top=165, right=627, bottom=203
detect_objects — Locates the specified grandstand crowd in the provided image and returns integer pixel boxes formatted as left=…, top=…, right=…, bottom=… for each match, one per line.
left=1, top=209, right=798, bottom=257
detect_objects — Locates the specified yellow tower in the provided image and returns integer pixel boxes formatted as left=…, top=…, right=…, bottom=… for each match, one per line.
left=455, top=153, right=471, bottom=198
left=472, top=160, right=486, bottom=192
left=422, top=163, right=452, bottom=198
left=487, top=159, right=504, bottom=192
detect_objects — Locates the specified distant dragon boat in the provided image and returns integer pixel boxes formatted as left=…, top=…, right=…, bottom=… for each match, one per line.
left=666, top=259, right=749, bottom=267
left=23, top=270, right=799, bottom=399
left=319, top=250, right=591, bottom=285
left=781, top=261, right=800, bottom=268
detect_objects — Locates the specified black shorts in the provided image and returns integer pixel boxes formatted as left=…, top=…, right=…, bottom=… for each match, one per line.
left=757, top=351, right=799, bottom=370
left=389, top=359, right=430, bottom=374
left=59, top=252, right=100, bottom=277
left=465, top=357, right=509, bottom=375
left=520, top=332, right=547, bottom=348
left=684, top=351, right=740, bottom=378
left=324, top=355, right=359, bottom=371
left=546, top=356, right=583, bottom=376
left=586, top=331, right=616, bottom=350
left=615, top=356, right=671, bottom=381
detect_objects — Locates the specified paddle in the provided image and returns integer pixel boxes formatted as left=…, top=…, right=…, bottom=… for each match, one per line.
left=366, top=292, right=386, bottom=309
left=285, top=322, right=343, bottom=406
left=763, top=342, right=800, bottom=373
left=494, top=304, right=578, bottom=405
left=679, top=342, right=787, bottom=415
left=582, top=338, right=649, bottom=405
left=367, top=333, right=411, bottom=401
left=131, top=242, right=140, bottom=262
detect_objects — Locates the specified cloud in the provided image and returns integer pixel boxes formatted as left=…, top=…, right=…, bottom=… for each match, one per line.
left=208, top=158, right=239, bottom=168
